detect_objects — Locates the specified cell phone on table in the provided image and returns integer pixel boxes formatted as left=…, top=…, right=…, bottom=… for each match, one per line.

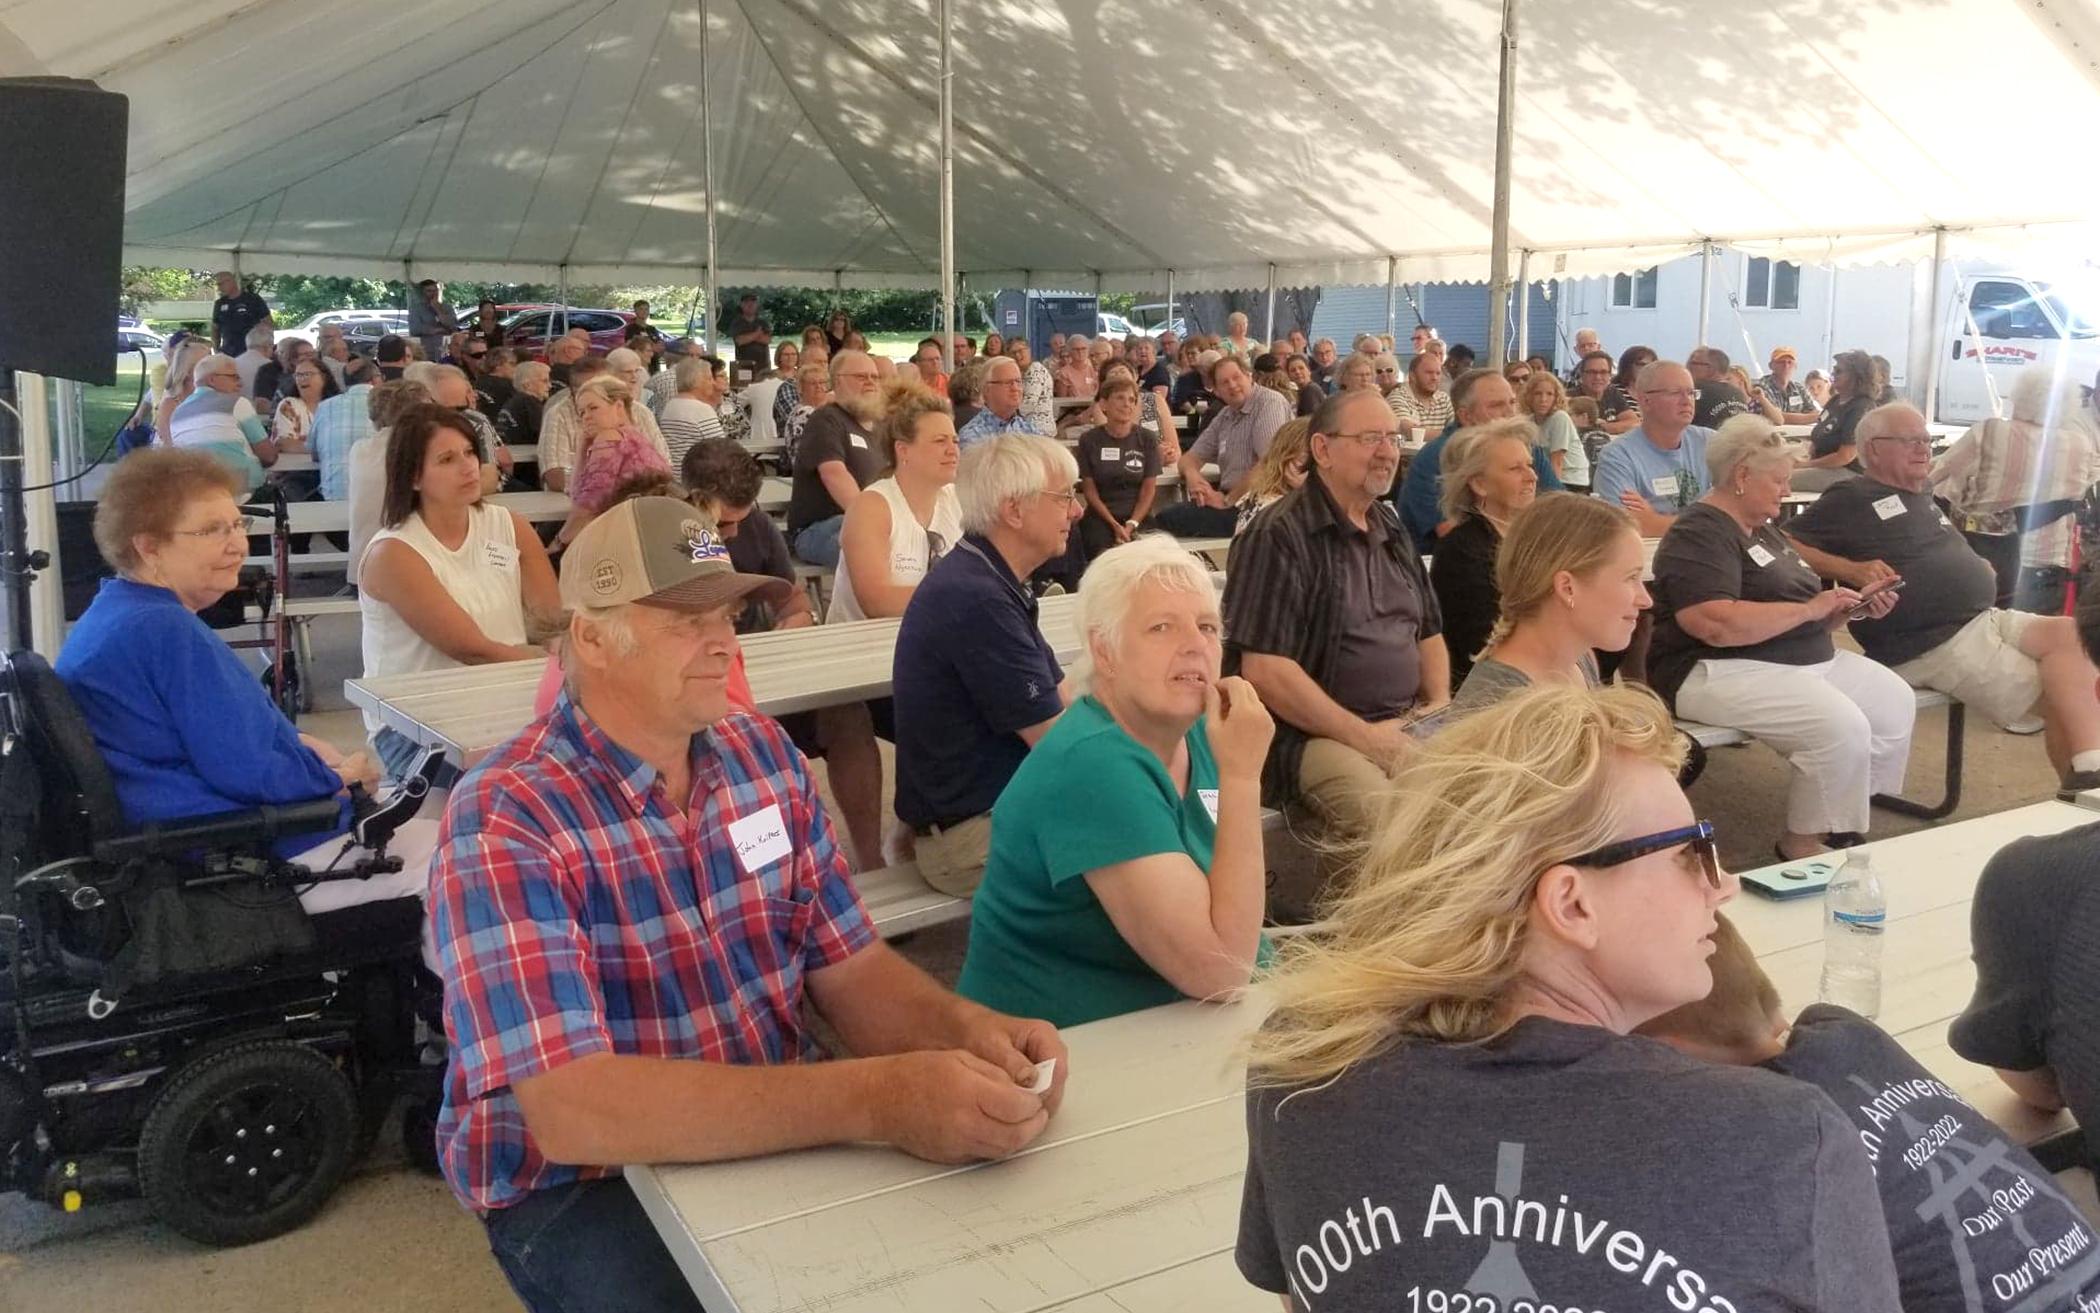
left=1741, top=858, right=1840, bottom=900
left=1848, top=575, right=1905, bottom=614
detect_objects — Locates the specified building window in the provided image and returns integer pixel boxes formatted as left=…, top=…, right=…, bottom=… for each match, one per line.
left=1610, top=267, right=1659, bottom=309
left=1744, top=257, right=1801, bottom=310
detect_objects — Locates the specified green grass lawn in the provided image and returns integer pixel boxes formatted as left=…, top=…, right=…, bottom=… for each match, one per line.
left=76, top=356, right=150, bottom=459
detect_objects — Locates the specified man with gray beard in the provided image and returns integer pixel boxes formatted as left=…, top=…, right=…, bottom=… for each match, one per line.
left=787, top=349, right=887, bottom=566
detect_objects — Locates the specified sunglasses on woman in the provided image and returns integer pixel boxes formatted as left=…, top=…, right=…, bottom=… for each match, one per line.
left=1561, top=819, right=1722, bottom=888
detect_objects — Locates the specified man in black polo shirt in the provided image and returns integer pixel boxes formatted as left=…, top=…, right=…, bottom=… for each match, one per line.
left=1950, top=587, right=2100, bottom=1168
left=1788, top=402, right=2100, bottom=791
left=786, top=350, right=885, bottom=566
left=209, top=270, right=271, bottom=358
left=1222, top=389, right=1447, bottom=850
left=892, top=433, right=1080, bottom=895
left=1687, top=346, right=1761, bottom=429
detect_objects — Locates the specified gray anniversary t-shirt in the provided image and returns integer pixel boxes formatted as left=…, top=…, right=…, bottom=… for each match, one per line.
left=1238, top=1017, right=1902, bottom=1311
left=1767, top=1004, right=2100, bottom=1313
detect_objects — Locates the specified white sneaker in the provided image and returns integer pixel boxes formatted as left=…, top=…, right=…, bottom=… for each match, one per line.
left=2003, top=715, right=2046, bottom=735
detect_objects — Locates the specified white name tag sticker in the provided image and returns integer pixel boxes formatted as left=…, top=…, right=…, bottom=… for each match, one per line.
left=1099, top=446, right=1119, bottom=462
left=726, top=804, right=791, bottom=874
left=1650, top=474, right=1679, bottom=497
left=483, top=542, right=519, bottom=571
left=848, top=432, right=868, bottom=449
left=1025, top=1057, right=1058, bottom=1096
left=1747, top=544, right=1776, bottom=567
left=1873, top=494, right=1907, bottom=520
left=1198, top=788, right=1220, bottom=823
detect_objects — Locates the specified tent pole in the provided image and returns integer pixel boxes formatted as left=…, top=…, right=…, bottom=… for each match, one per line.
left=556, top=265, right=567, bottom=336
left=1485, top=0, right=1518, bottom=370
left=938, top=0, right=956, bottom=373
left=699, top=0, right=720, bottom=357
left=1696, top=240, right=1714, bottom=347
left=1384, top=257, right=1398, bottom=343
left=1264, top=264, right=1277, bottom=345
left=1513, top=249, right=1531, bottom=360
left=1922, top=226, right=1948, bottom=417
left=1165, top=270, right=1175, bottom=340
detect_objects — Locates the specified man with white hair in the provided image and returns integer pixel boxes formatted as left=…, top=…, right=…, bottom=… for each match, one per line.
left=1788, top=402, right=2100, bottom=791
left=957, top=356, right=1043, bottom=447
left=233, top=322, right=276, bottom=397
left=537, top=356, right=668, bottom=494
left=209, top=270, right=271, bottom=358
left=892, top=434, right=1081, bottom=894
left=167, top=352, right=276, bottom=492
left=644, top=337, right=697, bottom=414
left=430, top=496, right=1068, bottom=1309
left=604, top=346, right=650, bottom=397
left=1308, top=337, right=1339, bottom=386
left=658, top=355, right=729, bottom=467
left=1223, top=388, right=1447, bottom=860
left=1565, top=327, right=1603, bottom=381
left=787, top=349, right=886, bottom=565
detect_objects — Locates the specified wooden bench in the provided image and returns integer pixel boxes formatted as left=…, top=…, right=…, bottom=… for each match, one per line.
left=864, top=807, right=1290, bottom=938
left=1678, top=687, right=1965, bottom=820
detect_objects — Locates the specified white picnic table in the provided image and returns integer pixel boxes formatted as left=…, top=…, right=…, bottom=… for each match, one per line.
left=344, top=593, right=1084, bottom=766
left=625, top=800, right=2090, bottom=1312
left=246, top=490, right=573, bottom=569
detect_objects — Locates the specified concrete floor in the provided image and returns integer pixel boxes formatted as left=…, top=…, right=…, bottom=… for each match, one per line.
left=2, top=612, right=2089, bottom=1310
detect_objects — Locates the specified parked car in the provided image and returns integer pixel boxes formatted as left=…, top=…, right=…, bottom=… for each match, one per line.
left=501, top=307, right=635, bottom=356
left=1094, top=312, right=1138, bottom=342
left=1130, top=303, right=1194, bottom=339
left=116, top=325, right=166, bottom=358
left=275, top=309, right=410, bottom=350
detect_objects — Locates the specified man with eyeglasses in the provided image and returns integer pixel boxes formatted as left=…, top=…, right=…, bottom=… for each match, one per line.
left=892, top=434, right=1081, bottom=895
left=1224, top=389, right=1448, bottom=878
left=167, top=352, right=277, bottom=493
left=788, top=349, right=887, bottom=566
left=1756, top=346, right=1820, bottom=423
left=958, top=356, right=1044, bottom=447
left=1157, top=356, right=1291, bottom=538
left=1788, top=402, right=2100, bottom=791
left=1394, top=368, right=1562, bottom=555
left=1591, top=360, right=1715, bottom=539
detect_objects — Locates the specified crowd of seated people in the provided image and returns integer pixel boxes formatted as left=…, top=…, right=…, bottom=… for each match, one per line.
left=81, top=287, right=2100, bottom=1311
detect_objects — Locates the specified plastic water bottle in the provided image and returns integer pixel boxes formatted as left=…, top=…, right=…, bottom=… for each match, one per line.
left=1819, top=850, right=1886, bottom=1017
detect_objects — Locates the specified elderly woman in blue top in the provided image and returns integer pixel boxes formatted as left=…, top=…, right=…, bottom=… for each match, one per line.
left=55, top=448, right=430, bottom=914
left=958, top=535, right=1276, bottom=1028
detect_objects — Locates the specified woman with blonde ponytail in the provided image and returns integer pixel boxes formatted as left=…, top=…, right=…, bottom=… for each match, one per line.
left=1234, top=684, right=1904, bottom=1312
left=1444, top=493, right=1649, bottom=719
left=828, top=377, right=961, bottom=623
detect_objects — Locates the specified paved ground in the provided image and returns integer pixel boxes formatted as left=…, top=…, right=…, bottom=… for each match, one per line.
left=3, top=611, right=2090, bottom=1310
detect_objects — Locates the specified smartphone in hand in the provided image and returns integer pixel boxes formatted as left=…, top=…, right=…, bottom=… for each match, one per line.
left=1848, top=575, right=1906, bottom=615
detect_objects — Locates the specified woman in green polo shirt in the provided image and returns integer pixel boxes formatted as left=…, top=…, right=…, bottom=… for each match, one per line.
left=957, top=536, right=1275, bottom=1027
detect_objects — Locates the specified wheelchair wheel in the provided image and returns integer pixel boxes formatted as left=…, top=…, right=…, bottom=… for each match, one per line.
left=137, top=1039, right=360, bottom=1246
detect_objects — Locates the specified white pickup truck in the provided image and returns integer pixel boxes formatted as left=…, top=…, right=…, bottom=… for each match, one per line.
left=1937, top=271, right=2100, bottom=424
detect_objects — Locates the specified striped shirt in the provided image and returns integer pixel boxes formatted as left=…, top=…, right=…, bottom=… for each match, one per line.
left=429, top=693, right=874, bottom=1213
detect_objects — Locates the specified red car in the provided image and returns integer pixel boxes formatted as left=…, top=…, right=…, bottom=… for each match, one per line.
left=500, top=307, right=636, bottom=357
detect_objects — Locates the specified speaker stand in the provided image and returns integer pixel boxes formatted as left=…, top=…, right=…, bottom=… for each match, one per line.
left=0, top=366, right=47, bottom=652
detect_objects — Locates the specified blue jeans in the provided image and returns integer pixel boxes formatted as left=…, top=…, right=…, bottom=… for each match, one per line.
left=484, top=1179, right=706, bottom=1313
left=792, top=514, right=845, bottom=568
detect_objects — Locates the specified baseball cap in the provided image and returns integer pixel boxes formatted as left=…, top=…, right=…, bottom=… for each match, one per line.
left=1769, top=346, right=1798, bottom=362
left=558, top=496, right=792, bottom=614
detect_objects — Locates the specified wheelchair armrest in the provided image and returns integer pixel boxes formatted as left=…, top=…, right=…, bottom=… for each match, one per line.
left=90, top=798, right=346, bottom=865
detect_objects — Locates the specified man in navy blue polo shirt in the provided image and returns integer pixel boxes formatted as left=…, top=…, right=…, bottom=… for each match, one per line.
left=894, top=433, right=1081, bottom=895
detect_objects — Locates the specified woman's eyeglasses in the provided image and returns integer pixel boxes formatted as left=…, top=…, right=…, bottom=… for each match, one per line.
left=1560, top=819, right=1721, bottom=888
left=171, top=517, right=255, bottom=543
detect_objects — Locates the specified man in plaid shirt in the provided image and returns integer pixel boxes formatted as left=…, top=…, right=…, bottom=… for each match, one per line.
left=429, top=496, right=1069, bottom=1313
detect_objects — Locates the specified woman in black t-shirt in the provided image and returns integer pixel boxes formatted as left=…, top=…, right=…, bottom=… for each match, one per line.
left=1074, top=376, right=1160, bottom=561
left=1428, top=419, right=1539, bottom=685
left=1801, top=349, right=1876, bottom=475
left=1649, top=417, right=1913, bottom=859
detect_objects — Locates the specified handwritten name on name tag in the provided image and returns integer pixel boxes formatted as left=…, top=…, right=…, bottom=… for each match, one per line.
left=727, top=804, right=791, bottom=874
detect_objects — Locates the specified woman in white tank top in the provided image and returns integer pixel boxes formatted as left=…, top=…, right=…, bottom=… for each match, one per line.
left=358, top=405, right=560, bottom=777
left=829, top=386, right=963, bottom=623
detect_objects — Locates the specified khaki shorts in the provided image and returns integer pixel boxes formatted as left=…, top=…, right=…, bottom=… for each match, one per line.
left=1895, top=608, right=2043, bottom=729
left=912, top=812, right=993, bottom=897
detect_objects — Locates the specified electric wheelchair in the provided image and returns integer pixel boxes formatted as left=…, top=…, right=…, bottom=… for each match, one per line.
left=0, top=648, right=446, bottom=1245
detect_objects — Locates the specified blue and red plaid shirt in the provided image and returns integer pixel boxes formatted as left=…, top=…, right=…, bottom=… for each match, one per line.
left=427, top=692, right=875, bottom=1213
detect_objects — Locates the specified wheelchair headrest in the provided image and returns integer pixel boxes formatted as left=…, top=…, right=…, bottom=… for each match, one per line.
left=2, top=649, right=126, bottom=851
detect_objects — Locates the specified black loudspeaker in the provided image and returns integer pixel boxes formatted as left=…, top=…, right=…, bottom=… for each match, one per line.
left=0, top=78, right=128, bottom=386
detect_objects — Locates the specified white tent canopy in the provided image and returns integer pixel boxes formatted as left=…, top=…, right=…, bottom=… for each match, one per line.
left=5, top=0, right=2099, bottom=291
